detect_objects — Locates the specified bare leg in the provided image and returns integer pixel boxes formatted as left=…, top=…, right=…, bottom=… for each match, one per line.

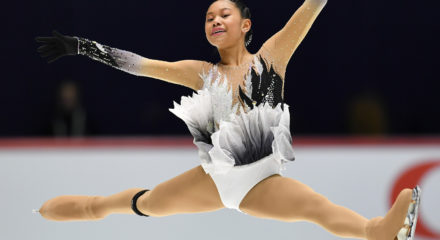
left=38, top=165, right=225, bottom=221
left=239, top=175, right=412, bottom=239
left=38, top=188, right=144, bottom=221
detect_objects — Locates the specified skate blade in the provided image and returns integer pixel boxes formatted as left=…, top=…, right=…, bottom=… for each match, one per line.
left=397, top=186, right=421, bottom=240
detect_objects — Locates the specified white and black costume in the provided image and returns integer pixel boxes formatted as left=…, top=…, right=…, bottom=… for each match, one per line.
left=170, top=46, right=295, bottom=211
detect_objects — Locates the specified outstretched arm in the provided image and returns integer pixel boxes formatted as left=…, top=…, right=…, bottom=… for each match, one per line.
left=36, top=31, right=204, bottom=91
left=261, top=0, right=328, bottom=69
left=139, top=59, right=205, bottom=91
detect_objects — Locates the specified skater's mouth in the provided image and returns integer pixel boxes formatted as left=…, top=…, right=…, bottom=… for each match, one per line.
left=212, top=27, right=226, bottom=36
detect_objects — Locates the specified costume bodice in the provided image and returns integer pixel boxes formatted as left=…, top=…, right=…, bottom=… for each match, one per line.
left=199, top=46, right=286, bottom=130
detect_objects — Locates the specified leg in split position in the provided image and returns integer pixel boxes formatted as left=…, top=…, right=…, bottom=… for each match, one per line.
left=37, top=165, right=225, bottom=221
left=238, top=175, right=418, bottom=240
left=37, top=164, right=420, bottom=240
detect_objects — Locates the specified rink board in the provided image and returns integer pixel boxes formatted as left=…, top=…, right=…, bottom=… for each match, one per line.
left=0, top=138, right=439, bottom=240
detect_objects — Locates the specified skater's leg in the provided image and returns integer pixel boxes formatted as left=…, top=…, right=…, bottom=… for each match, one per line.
left=38, top=188, right=144, bottom=221
left=39, top=165, right=224, bottom=221
left=136, top=165, right=224, bottom=217
left=239, top=175, right=368, bottom=239
left=93, top=188, right=147, bottom=216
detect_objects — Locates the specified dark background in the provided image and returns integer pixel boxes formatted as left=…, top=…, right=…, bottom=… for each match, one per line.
left=1, top=0, right=439, bottom=137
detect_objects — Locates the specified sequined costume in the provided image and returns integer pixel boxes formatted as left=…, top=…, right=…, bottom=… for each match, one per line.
left=172, top=46, right=290, bottom=165
left=169, top=45, right=297, bottom=211
left=68, top=0, right=327, bottom=211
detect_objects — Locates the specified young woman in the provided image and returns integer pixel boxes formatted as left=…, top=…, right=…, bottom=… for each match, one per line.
left=35, top=0, right=421, bottom=239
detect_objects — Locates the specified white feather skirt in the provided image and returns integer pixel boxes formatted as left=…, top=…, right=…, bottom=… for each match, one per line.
left=169, top=89, right=295, bottom=175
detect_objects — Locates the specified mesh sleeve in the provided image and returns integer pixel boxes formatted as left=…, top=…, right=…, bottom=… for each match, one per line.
left=261, top=0, right=328, bottom=71
left=76, top=37, right=146, bottom=76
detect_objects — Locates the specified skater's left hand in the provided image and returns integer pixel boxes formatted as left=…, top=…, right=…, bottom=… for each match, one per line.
left=35, top=30, right=78, bottom=63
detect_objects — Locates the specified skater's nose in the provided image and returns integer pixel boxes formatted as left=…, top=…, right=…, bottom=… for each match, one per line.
left=212, top=17, right=222, bottom=27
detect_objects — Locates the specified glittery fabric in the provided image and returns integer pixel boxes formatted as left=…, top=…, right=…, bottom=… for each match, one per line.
left=170, top=47, right=295, bottom=174
left=239, top=55, right=284, bottom=110
left=170, top=88, right=295, bottom=175
left=261, top=0, right=328, bottom=71
left=199, top=49, right=285, bottom=131
left=76, top=37, right=145, bottom=76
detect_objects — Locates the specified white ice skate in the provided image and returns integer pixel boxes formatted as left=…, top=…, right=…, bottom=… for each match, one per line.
left=397, top=186, right=421, bottom=240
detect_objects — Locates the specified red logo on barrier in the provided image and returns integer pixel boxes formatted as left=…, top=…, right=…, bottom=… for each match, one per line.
left=390, top=160, right=440, bottom=239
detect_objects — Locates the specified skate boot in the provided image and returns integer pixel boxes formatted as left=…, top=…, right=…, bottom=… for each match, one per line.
left=366, top=187, right=419, bottom=240
left=34, top=195, right=105, bottom=221
left=396, top=186, right=421, bottom=240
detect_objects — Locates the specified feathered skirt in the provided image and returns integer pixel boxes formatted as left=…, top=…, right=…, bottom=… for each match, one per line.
left=169, top=89, right=295, bottom=211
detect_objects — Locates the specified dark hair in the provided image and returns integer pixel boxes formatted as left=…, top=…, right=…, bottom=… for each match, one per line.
left=213, top=0, right=253, bottom=47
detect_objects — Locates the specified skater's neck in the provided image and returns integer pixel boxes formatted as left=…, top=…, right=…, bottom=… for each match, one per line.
left=217, top=44, right=252, bottom=67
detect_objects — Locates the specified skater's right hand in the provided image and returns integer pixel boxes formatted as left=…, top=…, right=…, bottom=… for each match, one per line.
left=35, top=30, right=78, bottom=63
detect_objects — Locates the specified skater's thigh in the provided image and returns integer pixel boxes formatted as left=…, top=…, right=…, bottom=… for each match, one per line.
left=239, top=175, right=329, bottom=222
left=144, top=165, right=225, bottom=216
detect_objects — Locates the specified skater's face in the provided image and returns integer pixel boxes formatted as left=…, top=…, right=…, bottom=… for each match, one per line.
left=205, top=0, right=251, bottom=49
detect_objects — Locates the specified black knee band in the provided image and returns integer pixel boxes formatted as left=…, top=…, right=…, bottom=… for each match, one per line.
left=131, top=189, right=150, bottom=217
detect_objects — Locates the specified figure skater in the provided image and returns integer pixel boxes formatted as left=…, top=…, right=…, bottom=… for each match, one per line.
left=35, top=0, right=421, bottom=239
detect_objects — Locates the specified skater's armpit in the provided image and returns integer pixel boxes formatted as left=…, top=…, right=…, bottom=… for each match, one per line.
left=261, top=0, right=327, bottom=73
left=140, top=59, right=205, bottom=91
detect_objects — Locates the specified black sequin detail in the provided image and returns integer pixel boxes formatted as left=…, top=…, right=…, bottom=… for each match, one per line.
left=239, top=55, right=284, bottom=109
left=78, top=38, right=119, bottom=68
left=76, top=37, right=143, bottom=76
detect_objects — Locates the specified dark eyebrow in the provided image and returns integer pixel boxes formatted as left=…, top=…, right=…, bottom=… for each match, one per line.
left=206, top=8, right=231, bottom=16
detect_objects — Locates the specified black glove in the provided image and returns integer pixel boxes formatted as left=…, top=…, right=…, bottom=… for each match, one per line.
left=35, top=30, right=78, bottom=63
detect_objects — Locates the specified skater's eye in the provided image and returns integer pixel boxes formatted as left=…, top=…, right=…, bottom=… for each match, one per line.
left=206, top=14, right=229, bottom=22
